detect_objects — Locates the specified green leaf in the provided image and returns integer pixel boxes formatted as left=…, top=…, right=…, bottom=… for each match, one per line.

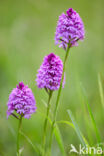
left=57, top=120, right=74, bottom=128
left=57, top=120, right=89, bottom=146
left=7, top=122, right=16, bottom=140
left=37, top=110, right=66, bottom=155
left=41, top=99, right=48, bottom=108
left=54, top=124, right=66, bottom=156
left=20, top=131, right=40, bottom=155
left=67, top=109, right=86, bottom=147
left=98, top=74, right=104, bottom=108
left=80, top=84, right=101, bottom=143
left=7, top=121, right=40, bottom=155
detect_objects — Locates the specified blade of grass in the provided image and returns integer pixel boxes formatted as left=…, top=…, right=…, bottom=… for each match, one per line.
left=41, top=99, right=48, bottom=108
left=20, top=131, right=40, bottom=155
left=80, top=83, right=101, bottom=143
left=57, top=120, right=89, bottom=146
left=67, top=109, right=86, bottom=147
left=7, top=120, right=40, bottom=155
left=98, top=74, right=104, bottom=108
left=37, top=110, right=66, bottom=155
left=76, top=79, right=94, bottom=145
left=57, top=120, right=74, bottom=128
left=7, top=122, right=16, bottom=140
left=54, top=125, right=66, bottom=156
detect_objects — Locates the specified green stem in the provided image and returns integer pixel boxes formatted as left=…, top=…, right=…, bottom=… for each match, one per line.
left=42, top=90, right=53, bottom=156
left=49, top=44, right=71, bottom=154
left=17, top=115, right=22, bottom=156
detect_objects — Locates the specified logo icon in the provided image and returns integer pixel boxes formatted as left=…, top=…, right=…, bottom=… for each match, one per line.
left=69, top=144, right=79, bottom=154
left=69, top=144, right=103, bottom=155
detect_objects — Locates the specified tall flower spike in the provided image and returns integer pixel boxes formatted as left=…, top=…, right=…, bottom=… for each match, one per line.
left=55, top=8, right=85, bottom=49
left=36, top=53, right=65, bottom=91
left=7, top=82, right=36, bottom=119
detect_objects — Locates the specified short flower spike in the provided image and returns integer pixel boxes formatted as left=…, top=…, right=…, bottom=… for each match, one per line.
left=7, top=82, right=36, bottom=119
left=36, top=53, right=65, bottom=91
left=55, top=8, right=85, bottom=49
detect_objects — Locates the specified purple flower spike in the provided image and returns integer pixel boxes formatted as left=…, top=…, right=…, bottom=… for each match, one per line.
left=7, top=82, right=36, bottom=119
left=36, top=53, right=64, bottom=91
left=55, top=8, right=85, bottom=49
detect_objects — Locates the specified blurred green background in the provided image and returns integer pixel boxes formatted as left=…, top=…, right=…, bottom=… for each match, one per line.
left=0, top=0, right=103, bottom=155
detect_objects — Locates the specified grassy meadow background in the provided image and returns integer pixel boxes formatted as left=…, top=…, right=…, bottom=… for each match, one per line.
left=0, top=0, right=103, bottom=155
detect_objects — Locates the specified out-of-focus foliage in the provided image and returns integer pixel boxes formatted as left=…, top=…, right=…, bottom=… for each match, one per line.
left=0, top=0, right=103, bottom=155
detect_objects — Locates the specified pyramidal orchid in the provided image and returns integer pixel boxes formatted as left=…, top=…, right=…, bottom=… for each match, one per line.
left=7, top=82, right=36, bottom=156
left=36, top=53, right=64, bottom=155
left=55, top=8, right=85, bottom=49
left=49, top=8, right=85, bottom=153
